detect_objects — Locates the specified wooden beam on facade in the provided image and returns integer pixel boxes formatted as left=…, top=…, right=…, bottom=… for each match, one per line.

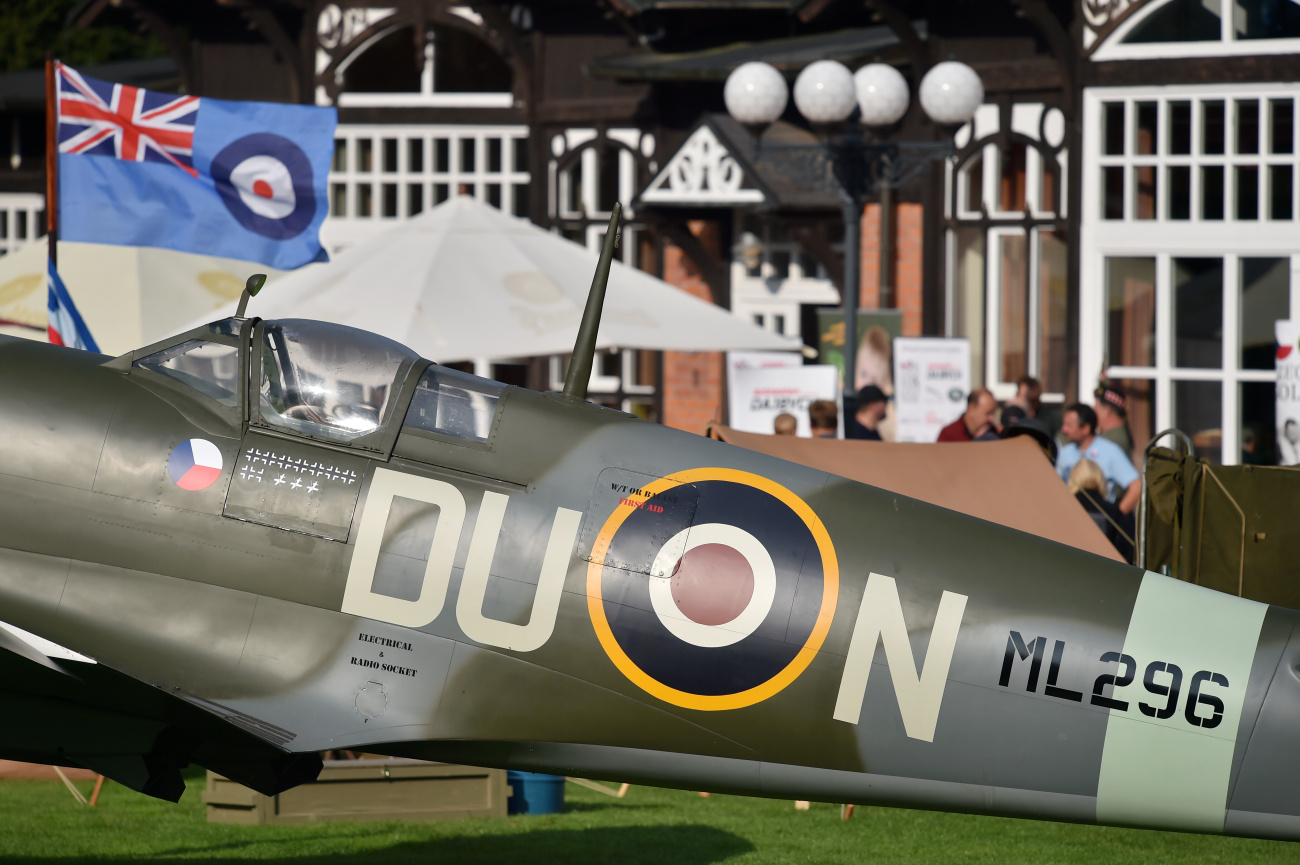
left=861, top=0, right=933, bottom=76
left=790, top=224, right=844, bottom=293
left=1007, top=0, right=1077, bottom=115
left=241, top=5, right=303, bottom=103
left=655, top=218, right=731, bottom=310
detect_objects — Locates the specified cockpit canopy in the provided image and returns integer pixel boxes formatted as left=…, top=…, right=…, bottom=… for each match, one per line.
left=257, top=319, right=419, bottom=442
left=128, top=316, right=508, bottom=453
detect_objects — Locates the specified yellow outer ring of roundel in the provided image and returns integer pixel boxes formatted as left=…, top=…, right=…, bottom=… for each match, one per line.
left=586, top=467, right=839, bottom=711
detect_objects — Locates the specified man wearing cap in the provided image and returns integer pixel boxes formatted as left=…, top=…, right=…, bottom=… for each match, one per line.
left=1095, top=382, right=1134, bottom=455
left=854, top=385, right=889, bottom=441
left=937, top=388, right=999, bottom=442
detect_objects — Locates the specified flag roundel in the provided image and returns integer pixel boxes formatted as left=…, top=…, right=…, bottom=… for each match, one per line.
left=211, top=133, right=317, bottom=239
left=167, top=439, right=224, bottom=491
left=587, top=468, right=838, bottom=711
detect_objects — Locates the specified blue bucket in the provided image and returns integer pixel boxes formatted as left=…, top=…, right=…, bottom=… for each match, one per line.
left=507, top=771, right=565, bottom=815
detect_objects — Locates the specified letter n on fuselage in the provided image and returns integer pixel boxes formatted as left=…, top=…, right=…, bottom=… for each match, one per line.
left=832, top=573, right=967, bottom=743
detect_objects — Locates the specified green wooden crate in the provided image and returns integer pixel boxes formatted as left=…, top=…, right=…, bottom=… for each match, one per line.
left=202, top=758, right=508, bottom=824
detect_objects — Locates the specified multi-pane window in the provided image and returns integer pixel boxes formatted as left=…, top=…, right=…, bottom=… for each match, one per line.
left=946, top=102, right=1069, bottom=400
left=545, top=129, right=660, bottom=416
left=0, top=193, right=46, bottom=255
left=547, top=349, right=657, bottom=418
left=731, top=219, right=839, bottom=338
left=1101, top=254, right=1290, bottom=463
left=1097, top=97, right=1298, bottom=223
left=320, top=17, right=514, bottom=109
left=1095, top=0, right=1300, bottom=59
left=324, top=125, right=528, bottom=251
left=1082, top=86, right=1299, bottom=465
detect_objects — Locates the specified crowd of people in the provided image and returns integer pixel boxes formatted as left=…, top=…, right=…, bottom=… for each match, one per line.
left=772, top=376, right=1140, bottom=563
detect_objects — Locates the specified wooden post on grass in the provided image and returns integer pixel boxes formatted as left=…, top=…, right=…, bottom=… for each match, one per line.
left=88, top=774, right=105, bottom=807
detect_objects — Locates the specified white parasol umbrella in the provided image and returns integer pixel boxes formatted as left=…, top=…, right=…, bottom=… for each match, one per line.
left=191, top=196, right=797, bottom=362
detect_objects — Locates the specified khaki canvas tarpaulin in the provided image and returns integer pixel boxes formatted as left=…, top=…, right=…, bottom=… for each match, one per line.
left=1143, top=447, right=1300, bottom=608
left=708, top=425, right=1123, bottom=561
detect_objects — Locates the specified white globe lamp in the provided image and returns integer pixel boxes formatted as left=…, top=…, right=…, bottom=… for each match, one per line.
left=724, top=62, right=788, bottom=126
left=792, top=60, right=857, bottom=125
left=918, top=61, right=984, bottom=125
left=853, top=63, right=910, bottom=127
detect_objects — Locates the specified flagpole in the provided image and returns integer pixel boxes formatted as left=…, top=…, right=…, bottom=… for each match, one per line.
left=45, top=53, right=57, bottom=270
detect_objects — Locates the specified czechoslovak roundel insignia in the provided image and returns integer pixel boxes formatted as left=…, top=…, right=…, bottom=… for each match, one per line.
left=211, top=133, right=317, bottom=240
left=587, top=467, right=838, bottom=711
left=167, top=439, right=223, bottom=491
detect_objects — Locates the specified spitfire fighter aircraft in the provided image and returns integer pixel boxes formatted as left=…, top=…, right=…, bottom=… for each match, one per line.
left=2, top=209, right=1299, bottom=842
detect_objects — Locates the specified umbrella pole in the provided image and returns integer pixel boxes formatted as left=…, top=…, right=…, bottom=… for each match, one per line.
left=562, top=204, right=621, bottom=401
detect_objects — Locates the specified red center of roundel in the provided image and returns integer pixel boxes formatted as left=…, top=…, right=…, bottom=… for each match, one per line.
left=1280, top=345, right=1293, bottom=360
left=252, top=179, right=274, bottom=199
left=670, top=543, right=754, bottom=626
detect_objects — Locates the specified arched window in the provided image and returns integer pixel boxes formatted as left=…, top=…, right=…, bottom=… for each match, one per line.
left=1094, top=0, right=1300, bottom=59
left=946, top=103, right=1070, bottom=401
left=336, top=23, right=514, bottom=108
left=341, top=27, right=422, bottom=93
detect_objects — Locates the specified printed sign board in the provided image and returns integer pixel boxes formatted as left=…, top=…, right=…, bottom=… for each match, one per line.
left=1276, top=321, right=1300, bottom=465
left=893, top=338, right=971, bottom=443
left=728, top=364, right=840, bottom=438
left=816, top=309, right=903, bottom=393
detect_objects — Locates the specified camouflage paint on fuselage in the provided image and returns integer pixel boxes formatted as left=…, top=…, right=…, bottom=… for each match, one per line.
left=0, top=328, right=1298, bottom=840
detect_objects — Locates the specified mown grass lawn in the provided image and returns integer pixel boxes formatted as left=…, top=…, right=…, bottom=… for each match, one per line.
left=0, top=771, right=1296, bottom=864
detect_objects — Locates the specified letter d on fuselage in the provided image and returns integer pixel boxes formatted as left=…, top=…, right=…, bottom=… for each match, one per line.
left=343, top=469, right=466, bottom=627
left=341, top=467, right=581, bottom=651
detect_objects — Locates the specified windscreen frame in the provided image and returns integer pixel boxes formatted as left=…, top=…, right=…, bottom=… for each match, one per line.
left=245, top=320, right=429, bottom=457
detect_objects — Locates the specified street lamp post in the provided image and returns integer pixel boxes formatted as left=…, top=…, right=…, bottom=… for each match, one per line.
left=724, top=58, right=983, bottom=406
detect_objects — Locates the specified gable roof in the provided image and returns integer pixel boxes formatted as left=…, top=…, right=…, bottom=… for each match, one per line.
left=637, top=114, right=842, bottom=211
left=608, top=0, right=817, bottom=13
left=587, top=23, right=923, bottom=82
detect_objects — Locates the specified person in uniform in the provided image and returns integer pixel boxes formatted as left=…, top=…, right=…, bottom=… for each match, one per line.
left=1094, top=382, right=1134, bottom=455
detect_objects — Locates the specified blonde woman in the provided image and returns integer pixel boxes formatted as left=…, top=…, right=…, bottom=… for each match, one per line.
left=1069, top=458, right=1135, bottom=563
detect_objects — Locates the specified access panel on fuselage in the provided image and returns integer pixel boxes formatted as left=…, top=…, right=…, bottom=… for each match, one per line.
left=222, top=431, right=370, bottom=541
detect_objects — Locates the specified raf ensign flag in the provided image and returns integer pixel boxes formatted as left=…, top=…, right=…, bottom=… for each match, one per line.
left=55, top=63, right=337, bottom=270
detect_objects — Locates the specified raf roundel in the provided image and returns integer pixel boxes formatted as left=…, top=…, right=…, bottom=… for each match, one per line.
left=587, top=467, right=838, bottom=711
left=211, top=133, right=317, bottom=240
left=167, top=439, right=224, bottom=491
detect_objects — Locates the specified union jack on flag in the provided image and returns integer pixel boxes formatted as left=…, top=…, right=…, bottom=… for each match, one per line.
left=56, top=60, right=336, bottom=268
left=56, top=62, right=199, bottom=178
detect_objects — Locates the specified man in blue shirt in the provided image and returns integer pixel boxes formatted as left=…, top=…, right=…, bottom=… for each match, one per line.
left=1056, top=403, right=1141, bottom=514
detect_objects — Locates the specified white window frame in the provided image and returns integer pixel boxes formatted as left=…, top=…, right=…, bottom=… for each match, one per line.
left=729, top=217, right=839, bottom=342
left=0, top=193, right=45, bottom=255
left=549, top=128, right=646, bottom=223
left=1081, top=84, right=1300, bottom=463
left=546, top=350, right=654, bottom=397
left=944, top=103, right=1069, bottom=400
left=327, top=7, right=513, bottom=108
left=323, top=124, right=529, bottom=252
left=1093, top=0, right=1300, bottom=60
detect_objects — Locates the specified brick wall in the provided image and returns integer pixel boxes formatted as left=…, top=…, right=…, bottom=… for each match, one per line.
left=661, top=220, right=725, bottom=434
left=858, top=202, right=924, bottom=337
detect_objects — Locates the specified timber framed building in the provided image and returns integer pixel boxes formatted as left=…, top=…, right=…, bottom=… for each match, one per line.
left=0, top=0, right=1292, bottom=462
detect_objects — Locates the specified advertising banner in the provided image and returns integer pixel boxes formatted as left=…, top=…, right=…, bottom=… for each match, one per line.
left=816, top=309, right=903, bottom=393
left=892, top=337, right=971, bottom=443
left=727, top=350, right=801, bottom=426
left=1276, top=321, right=1300, bottom=465
left=728, top=364, right=840, bottom=437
